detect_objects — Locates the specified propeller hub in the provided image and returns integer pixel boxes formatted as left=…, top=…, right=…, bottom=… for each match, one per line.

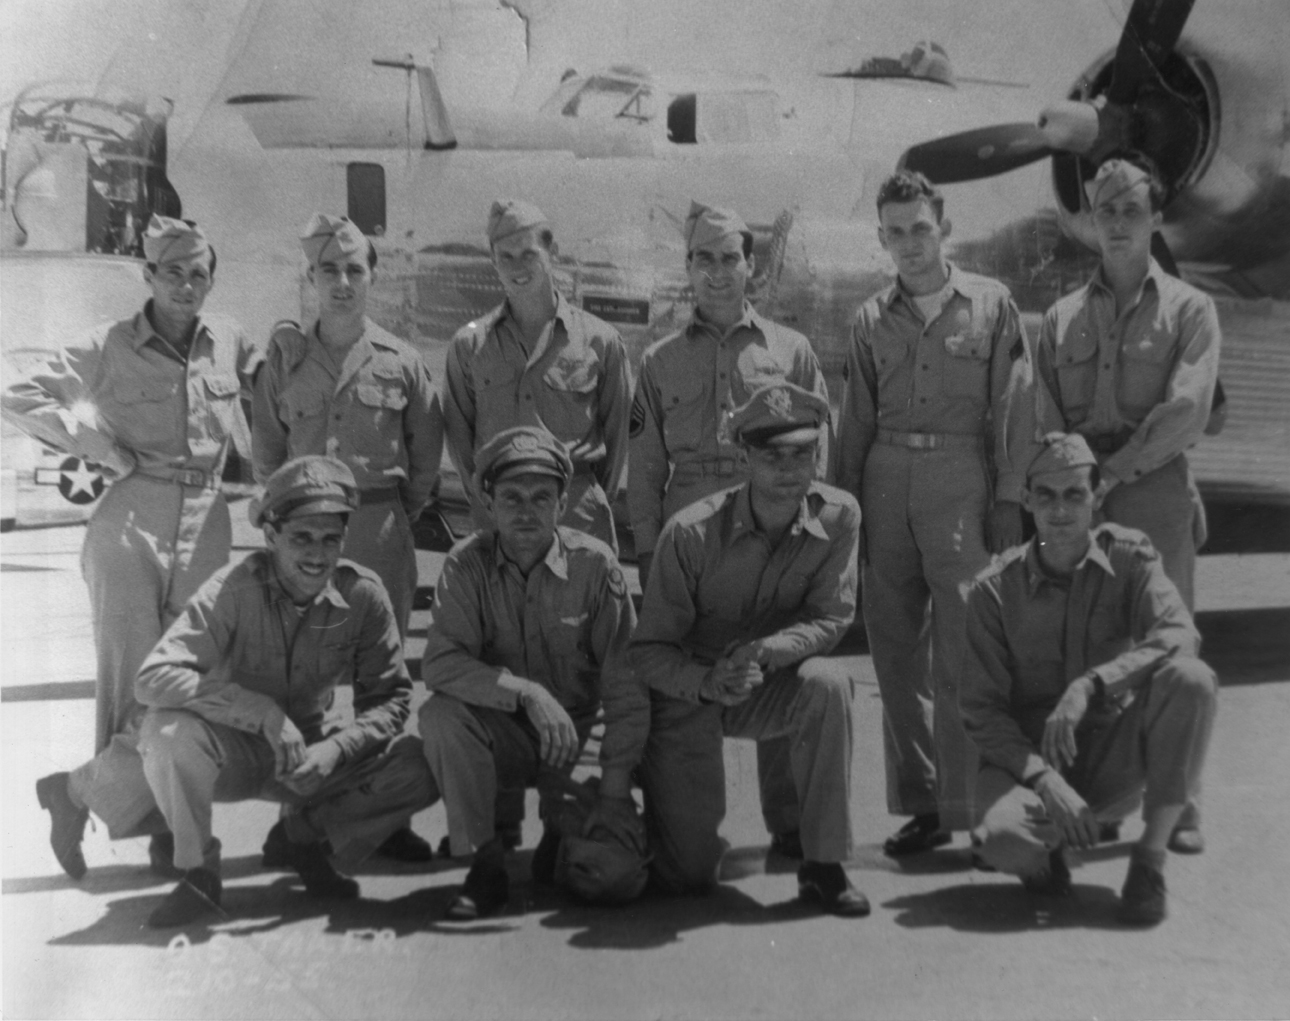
left=1037, top=100, right=1100, bottom=155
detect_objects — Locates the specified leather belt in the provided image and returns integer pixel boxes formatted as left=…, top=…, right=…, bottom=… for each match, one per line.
left=876, top=429, right=981, bottom=451
left=358, top=486, right=401, bottom=506
left=674, top=456, right=743, bottom=479
left=136, top=465, right=219, bottom=489
left=1086, top=431, right=1132, bottom=456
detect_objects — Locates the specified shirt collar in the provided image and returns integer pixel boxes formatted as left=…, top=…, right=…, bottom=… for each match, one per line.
left=687, top=300, right=761, bottom=342
left=260, top=552, right=350, bottom=610
left=884, top=262, right=964, bottom=312
left=489, top=528, right=569, bottom=581
left=132, top=301, right=207, bottom=352
left=1023, top=534, right=1116, bottom=595
left=1089, top=257, right=1164, bottom=305
left=729, top=484, right=828, bottom=542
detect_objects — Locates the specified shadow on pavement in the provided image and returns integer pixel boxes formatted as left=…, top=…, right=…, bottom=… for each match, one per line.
left=46, top=876, right=460, bottom=948
left=3, top=854, right=269, bottom=896
left=1197, top=607, right=1290, bottom=686
left=883, top=881, right=1125, bottom=932
left=539, top=883, right=821, bottom=950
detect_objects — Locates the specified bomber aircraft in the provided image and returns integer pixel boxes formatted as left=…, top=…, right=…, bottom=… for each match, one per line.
left=1, top=0, right=1286, bottom=545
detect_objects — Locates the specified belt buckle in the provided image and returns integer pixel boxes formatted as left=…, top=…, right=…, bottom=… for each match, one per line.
left=178, top=467, right=209, bottom=488
left=909, top=433, right=936, bottom=451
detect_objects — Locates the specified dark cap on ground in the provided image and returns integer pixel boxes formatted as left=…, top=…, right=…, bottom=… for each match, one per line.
left=474, top=426, right=573, bottom=493
left=730, top=382, right=829, bottom=448
left=251, top=455, right=359, bottom=527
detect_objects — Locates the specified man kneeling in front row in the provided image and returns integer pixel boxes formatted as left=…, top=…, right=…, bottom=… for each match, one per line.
left=135, top=455, right=436, bottom=927
left=631, top=383, right=868, bottom=916
left=962, top=433, right=1217, bottom=924
left=420, top=427, right=648, bottom=920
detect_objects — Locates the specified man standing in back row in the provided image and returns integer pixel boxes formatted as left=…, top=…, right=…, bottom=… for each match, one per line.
left=836, top=170, right=1036, bottom=854
left=6, top=216, right=262, bottom=881
left=252, top=212, right=443, bottom=862
left=629, top=201, right=831, bottom=860
left=443, top=200, right=632, bottom=553
left=1034, top=155, right=1221, bottom=853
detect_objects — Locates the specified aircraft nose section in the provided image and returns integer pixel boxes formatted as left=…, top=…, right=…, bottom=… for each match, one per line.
left=1037, top=100, right=1099, bottom=155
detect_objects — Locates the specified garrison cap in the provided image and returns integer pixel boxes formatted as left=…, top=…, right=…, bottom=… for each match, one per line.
left=730, top=382, right=829, bottom=447
left=474, top=426, right=572, bottom=493
left=556, top=834, right=650, bottom=905
left=487, top=199, right=549, bottom=245
left=300, top=212, right=368, bottom=266
left=142, top=215, right=210, bottom=267
left=1027, top=431, right=1099, bottom=479
left=683, top=200, right=750, bottom=253
left=1084, top=158, right=1152, bottom=209
left=251, top=455, right=359, bottom=527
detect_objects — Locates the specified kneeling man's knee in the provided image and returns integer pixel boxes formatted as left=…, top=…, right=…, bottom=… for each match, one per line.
left=139, top=709, right=209, bottom=762
left=1156, top=656, right=1218, bottom=711
left=796, top=657, right=855, bottom=709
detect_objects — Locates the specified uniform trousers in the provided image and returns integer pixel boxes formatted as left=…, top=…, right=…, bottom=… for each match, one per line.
left=343, top=495, right=417, bottom=638
left=1101, top=453, right=1205, bottom=613
left=861, top=442, right=991, bottom=830
left=420, top=695, right=598, bottom=858
left=138, top=710, right=436, bottom=872
left=661, top=461, right=800, bottom=838
left=69, top=475, right=230, bottom=839
left=1101, top=452, right=1208, bottom=830
left=974, top=656, right=1217, bottom=878
left=640, top=657, right=856, bottom=895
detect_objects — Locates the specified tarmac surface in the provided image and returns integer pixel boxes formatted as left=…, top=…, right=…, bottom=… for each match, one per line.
left=3, top=506, right=1289, bottom=1020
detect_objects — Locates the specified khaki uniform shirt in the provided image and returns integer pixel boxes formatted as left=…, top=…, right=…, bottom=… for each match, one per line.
left=961, top=523, right=1198, bottom=786
left=135, top=552, right=411, bottom=761
left=629, top=304, right=829, bottom=554
left=836, top=264, right=1034, bottom=503
left=443, top=291, right=631, bottom=517
left=421, top=527, right=646, bottom=774
left=252, top=319, right=443, bottom=516
left=630, top=482, right=860, bottom=701
left=1034, top=259, right=1221, bottom=485
left=1, top=303, right=260, bottom=479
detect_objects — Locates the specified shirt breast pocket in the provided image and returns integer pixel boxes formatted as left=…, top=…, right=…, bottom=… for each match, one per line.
left=658, top=373, right=707, bottom=451
left=201, top=373, right=242, bottom=438
left=942, top=330, right=991, bottom=400
left=1117, top=329, right=1174, bottom=418
left=541, top=361, right=599, bottom=439
left=1054, top=328, right=1099, bottom=420
left=280, top=388, right=326, bottom=424
left=107, top=377, right=179, bottom=443
left=318, top=636, right=359, bottom=684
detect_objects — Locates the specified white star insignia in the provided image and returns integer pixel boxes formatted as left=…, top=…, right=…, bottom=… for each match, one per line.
left=63, top=460, right=101, bottom=498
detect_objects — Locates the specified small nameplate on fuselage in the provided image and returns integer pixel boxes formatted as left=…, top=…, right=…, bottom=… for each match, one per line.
left=581, top=296, right=650, bottom=325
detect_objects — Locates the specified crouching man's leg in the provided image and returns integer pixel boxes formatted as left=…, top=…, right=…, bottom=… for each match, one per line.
left=639, top=691, right=727, bottom=896
left=726, top=657, right=868, bottom=916
left=973, top=765, right=1067, bottom=892
left=138, top=710, right=270, bottom=927
left=419, top=695, right=543, bottom=919
left=1081, top=656, right=1217, bottom=925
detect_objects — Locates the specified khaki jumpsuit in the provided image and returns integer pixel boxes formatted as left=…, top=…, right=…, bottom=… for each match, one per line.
left=630, top=483, right=861, bottom=892
left=1, top=305, right=261, bottom=838
left=135, top=553, right=435, bottom=872
left=252, top=319, right=443, bottom=636
left=961, top=525, right=1217, bottom=877
left=628, top=303, right=830, bottom=835
left=836, top=265, right=1035, bottom=831
left=443, top=292, right=632, bottom=553
left=419, top=528, right=646, bottom=857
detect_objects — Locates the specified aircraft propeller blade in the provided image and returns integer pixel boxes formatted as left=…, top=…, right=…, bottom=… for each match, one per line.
left=1106, top=0, right=1197, bottom=105
left=898, top=123, right=1052, bottom=184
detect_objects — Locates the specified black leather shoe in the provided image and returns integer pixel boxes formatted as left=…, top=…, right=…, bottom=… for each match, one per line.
left=768, top=830, right=804, bottom=860
left=1021, top=848, right=1072, bottom=896
left=284, top=840, right=360, bottom=899
left=1167, top=826, right=1204, bottom=854
left=148, top=832, right=184, bottom=879
left=1118, top=856, right=1167, bottom=925
left=35, top=772, right=88, bottom=881
left=497, top=821, right=523, bottom=851
left=376, top=826, right=435, bottom=863
left=883, top=813, right=951, bottom=857
left=263, top=820, right=333, bottom=868
left=530, top=827, right=561, bottom=886
left=797, top=862, right=870, bottom=917
left=147, top=868, right=222, bottom=928
left=446, top=846, right=509, bottom=920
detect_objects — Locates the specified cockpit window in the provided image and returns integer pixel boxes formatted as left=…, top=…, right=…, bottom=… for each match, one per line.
left=559, top=74, right=653, bottom=122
